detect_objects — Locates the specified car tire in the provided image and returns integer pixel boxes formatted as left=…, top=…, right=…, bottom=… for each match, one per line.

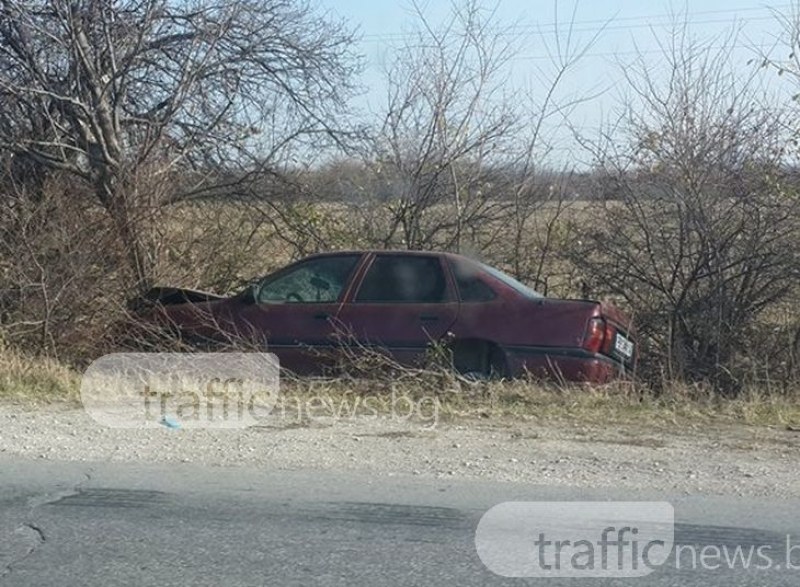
left=449, top=340, right=507, bottom=380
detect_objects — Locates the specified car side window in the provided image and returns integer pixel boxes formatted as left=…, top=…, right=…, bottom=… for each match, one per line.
left=257, top=255, right=359, bottom=304
left=355, top=256, right=447, bottom=303
left=450, top=260, right=497, bottom=302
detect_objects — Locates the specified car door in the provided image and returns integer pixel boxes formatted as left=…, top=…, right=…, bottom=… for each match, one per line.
left=227, top=254, right=363, bottom=373
left=335, top=253, right=459, bottom=366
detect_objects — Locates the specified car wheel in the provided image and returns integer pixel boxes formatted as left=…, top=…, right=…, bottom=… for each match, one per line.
left=449, top=340, right=507, bottom=380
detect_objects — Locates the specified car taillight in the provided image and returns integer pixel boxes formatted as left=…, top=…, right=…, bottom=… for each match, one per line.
left=583, top=317, right=616, bottom=355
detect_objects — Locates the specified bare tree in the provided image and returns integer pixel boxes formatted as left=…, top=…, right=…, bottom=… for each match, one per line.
left=0, top=0, right=358, bottom=289
left=572, top=24, right=800, bottom=392
left=498, top=1, right=605, bottom=291
left=259, top=0, right=603, bottom=282
left=764, top=0, right=800, bottom=376
left=369, top=0, right=517, bottom=251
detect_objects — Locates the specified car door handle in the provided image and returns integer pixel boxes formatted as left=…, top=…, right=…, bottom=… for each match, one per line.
left=419, top=315, right=439, bottom=322
left=313, top=313, right=330, bottom=320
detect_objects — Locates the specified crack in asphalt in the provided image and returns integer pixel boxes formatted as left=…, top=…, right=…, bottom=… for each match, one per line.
left=0, top=523, right=46, bottom=582
left=0, top=467, right=93, bottom=584
left=20, top=523, right=44, bottom=545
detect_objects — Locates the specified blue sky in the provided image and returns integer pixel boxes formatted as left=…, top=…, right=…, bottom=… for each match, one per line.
left=316, top=1, right=789, bottom=163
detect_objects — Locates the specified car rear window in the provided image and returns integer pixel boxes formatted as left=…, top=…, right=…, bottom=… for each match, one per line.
left=479, top=262, right=543, bottom=299
left=449, top=260, right=497, bottom=302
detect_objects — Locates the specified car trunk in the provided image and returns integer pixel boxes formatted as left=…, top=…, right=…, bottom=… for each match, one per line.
left=473, top=297, right=635, bottom=366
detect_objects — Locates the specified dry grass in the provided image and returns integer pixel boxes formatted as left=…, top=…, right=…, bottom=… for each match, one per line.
left=0, top=345, right=80, bottom=404
left=1, top=345, right=799, bottom=429
left=440, top=379, right=800, bottom=430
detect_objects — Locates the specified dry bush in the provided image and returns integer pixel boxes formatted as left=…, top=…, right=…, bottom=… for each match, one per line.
left=571, top=28, right=800, bottom=394
left=155, top=201, right=289, bottom=294
left=0, top=169, right=131, bottom=361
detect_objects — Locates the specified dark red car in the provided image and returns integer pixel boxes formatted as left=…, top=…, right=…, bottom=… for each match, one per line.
left=143, top=251, right=636, bottom=382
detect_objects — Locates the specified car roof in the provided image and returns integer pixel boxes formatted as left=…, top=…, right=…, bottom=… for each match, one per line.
left=302, top=250, right=466, bottom=261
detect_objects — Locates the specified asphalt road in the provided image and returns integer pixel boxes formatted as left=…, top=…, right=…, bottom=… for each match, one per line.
left=1, top=458, right=799, bottom=586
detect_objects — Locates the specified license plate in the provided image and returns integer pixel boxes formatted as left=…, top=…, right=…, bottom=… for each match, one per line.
left=613, top=333, right=635, bottom=360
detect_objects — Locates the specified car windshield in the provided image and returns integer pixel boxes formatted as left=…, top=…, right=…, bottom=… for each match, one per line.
left=477, top=262, right=544, bottom=299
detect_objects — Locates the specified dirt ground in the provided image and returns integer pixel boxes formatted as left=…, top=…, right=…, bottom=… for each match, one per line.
left=1, top=403, right=798, bottom=498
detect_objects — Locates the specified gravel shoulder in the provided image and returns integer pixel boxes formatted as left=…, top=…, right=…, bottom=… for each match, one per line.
left=0, top=403, right=798, bottom=499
